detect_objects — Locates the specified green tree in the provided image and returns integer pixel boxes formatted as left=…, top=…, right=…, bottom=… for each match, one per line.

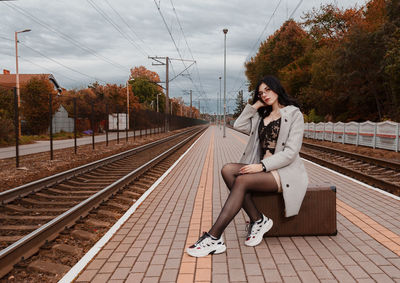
left=130, top=66, right=165, bottom=111
left=233, top=90, right=246, bottom=118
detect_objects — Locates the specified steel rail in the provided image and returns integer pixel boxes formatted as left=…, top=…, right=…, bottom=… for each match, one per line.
left=300, top=152, right=399, bottom=195
left=0, top=126, right=206, bottom=279
left=0, top=126, right=203, bottom=204
left=302, top=141, right=400, bottom=171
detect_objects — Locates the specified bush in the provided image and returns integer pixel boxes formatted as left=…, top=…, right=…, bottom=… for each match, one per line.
left=0, top=114, right=14, bottom=146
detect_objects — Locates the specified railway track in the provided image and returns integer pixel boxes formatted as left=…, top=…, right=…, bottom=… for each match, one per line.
left=301, top=142, right=400, bottom=195
left=228, top=125, right=399, bottom=195
left=0, top=126, right=206, bottom=281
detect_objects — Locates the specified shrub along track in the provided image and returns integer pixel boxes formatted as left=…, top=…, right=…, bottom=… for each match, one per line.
left=0, top=126, right=207, bottom=282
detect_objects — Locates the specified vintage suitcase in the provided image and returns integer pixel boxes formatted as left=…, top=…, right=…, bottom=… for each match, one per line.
left=252, top=183, right=337, bottom=237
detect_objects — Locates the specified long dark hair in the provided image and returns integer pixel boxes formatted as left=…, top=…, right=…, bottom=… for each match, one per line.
left=251, top=75, right=300, bottom=118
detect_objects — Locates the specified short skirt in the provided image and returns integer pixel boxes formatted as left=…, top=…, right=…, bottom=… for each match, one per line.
left=271, top=170, right=282, bottom=193
left=263, top=151, right=282, bottom=193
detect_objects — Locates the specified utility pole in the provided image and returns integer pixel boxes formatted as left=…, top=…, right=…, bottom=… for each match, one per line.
left=126, top=80, right=129, bottom=130
left=219, top=76, right=222, bottom=129
left=166, top=56, right=169, bottom=130
left=149, top=56, right=196, bottom=130
left=215, top=92, right=219, bottom=127
left=190, top=90, right=192, bottom=118
left=15, top=29, right=31, bottom=136
left=148, top=56, right=169, bottom=131
left=223, top=28, right=228, bottom=138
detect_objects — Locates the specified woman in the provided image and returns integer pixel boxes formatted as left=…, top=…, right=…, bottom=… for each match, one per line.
left=187, top=75, right=308, bottom=257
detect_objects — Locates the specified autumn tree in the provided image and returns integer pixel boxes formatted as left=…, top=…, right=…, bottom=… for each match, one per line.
left=245, top=19, right=312, bottom=121
left=246, top=0, right=398, bottom=122
left=302, top=4, right=362, bottom=46
left=0, top=87, right=14, bottom=143
left=331, top=0, right=389, bottom=121
left=382, top=0, right=400, bottom=120
left=20, top=76, right=60, bottom=134
left=130, top=66, right=166, bottom=112
left=0, top=86, right=14, bottom=120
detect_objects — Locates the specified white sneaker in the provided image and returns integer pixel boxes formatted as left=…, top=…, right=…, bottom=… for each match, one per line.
left=245, top=214, right=273, bottom=247
left=187, top=232, right=227, bottom=257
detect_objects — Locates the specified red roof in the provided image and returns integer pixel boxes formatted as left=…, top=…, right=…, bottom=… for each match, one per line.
left=0, top=73, right=50, bottom=88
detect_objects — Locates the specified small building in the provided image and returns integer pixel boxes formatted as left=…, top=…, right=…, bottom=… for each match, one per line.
left=52, top=105, right=74, bottom=133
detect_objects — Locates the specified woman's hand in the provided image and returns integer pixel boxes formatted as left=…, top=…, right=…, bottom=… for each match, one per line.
left=251, top=100, right=267, bottom=110
left=239, top=164, right=263, bottom=174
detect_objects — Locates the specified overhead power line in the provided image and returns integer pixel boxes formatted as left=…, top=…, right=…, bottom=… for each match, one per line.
left=0, top=35, right=13, bottom=41
left=104, top=0, right=155, bottom=55
left=87, top=0, right=149, bottom=57
left=288, top=0, right=304, bottom=19
left=2, top=1, right=129, bottom=73
left=20, top=57, right=81, bottom=83
left=153, top=0, right=208, bottom=109
left=169, top=0, right=206, bottom=99
left=229, top=0, right=283, bottom=94
left=20, top=42, right=107, bottom=83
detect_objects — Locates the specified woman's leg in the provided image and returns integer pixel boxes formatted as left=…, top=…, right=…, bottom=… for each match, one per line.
left=209, top=171, right=278, bottom=239
left=221, top=163, right=265, bottom=222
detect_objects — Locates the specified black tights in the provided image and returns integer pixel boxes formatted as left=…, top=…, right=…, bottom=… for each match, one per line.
left=208, top=163, right=278, bottom=239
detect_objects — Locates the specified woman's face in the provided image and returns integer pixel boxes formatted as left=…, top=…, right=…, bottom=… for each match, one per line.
left=258, top=83, right=278, bottom=106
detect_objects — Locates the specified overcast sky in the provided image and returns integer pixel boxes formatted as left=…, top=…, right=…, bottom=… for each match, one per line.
left=1, top=0, right=365, bottom=114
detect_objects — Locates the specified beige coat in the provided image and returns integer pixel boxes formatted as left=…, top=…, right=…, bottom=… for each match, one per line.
left=233, top=104, right=308, bottom=217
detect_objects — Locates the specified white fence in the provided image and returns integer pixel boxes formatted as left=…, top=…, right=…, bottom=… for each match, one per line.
left=304, top=121, right=400, bottom=152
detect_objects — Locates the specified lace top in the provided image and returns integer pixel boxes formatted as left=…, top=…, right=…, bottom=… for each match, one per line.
left=258, top=117, right=281, bottom=158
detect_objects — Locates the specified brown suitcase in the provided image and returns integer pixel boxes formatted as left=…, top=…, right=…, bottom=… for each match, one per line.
left=252, top=183, right=337, bottom=237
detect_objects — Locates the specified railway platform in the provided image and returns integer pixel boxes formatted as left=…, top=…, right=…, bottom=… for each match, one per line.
left=61, top=125, right=400, bottom=282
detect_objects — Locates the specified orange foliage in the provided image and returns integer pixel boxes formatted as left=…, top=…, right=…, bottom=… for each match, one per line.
left=302, top=4, right=363, bottom=46
left=130, top=66, right=160, bottom=83
left=361, top=0, right=387, bottom=32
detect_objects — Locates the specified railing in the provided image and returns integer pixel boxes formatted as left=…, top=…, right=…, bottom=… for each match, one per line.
left=304, top=121, right=400, bottom=152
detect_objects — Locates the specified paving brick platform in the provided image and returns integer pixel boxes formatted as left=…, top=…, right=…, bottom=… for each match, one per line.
left=65, top=125, right=400, bottom=283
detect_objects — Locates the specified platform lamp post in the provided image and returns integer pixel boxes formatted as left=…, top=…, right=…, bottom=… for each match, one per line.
left=15, top=28, right=31, bottom=136
left=219, top=76, right=222, bottom=130
left=223, top=28, right=228, bottom=138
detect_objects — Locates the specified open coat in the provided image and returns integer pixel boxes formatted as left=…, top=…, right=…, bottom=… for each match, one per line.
left=233, top=104, right=308, bottom=217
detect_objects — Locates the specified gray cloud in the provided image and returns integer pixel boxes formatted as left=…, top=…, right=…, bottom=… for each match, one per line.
left=1, top=0, right=363, bottom=113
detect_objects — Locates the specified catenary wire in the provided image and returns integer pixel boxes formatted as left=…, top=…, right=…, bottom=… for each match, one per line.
left=2, top=1, right=129, bottom=73
left=20, top=57, right=82, bottom=83
left=169, top=0, right=207, bottom=99
left=104, top=0, right=155, bottom=55
left=153, top=0, right=208, bottom=109
left=87, top=0, right=148, bottom=58
left=229, top=0, right=283, bottom=94
left=20, top=42, right=107, bottom=83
